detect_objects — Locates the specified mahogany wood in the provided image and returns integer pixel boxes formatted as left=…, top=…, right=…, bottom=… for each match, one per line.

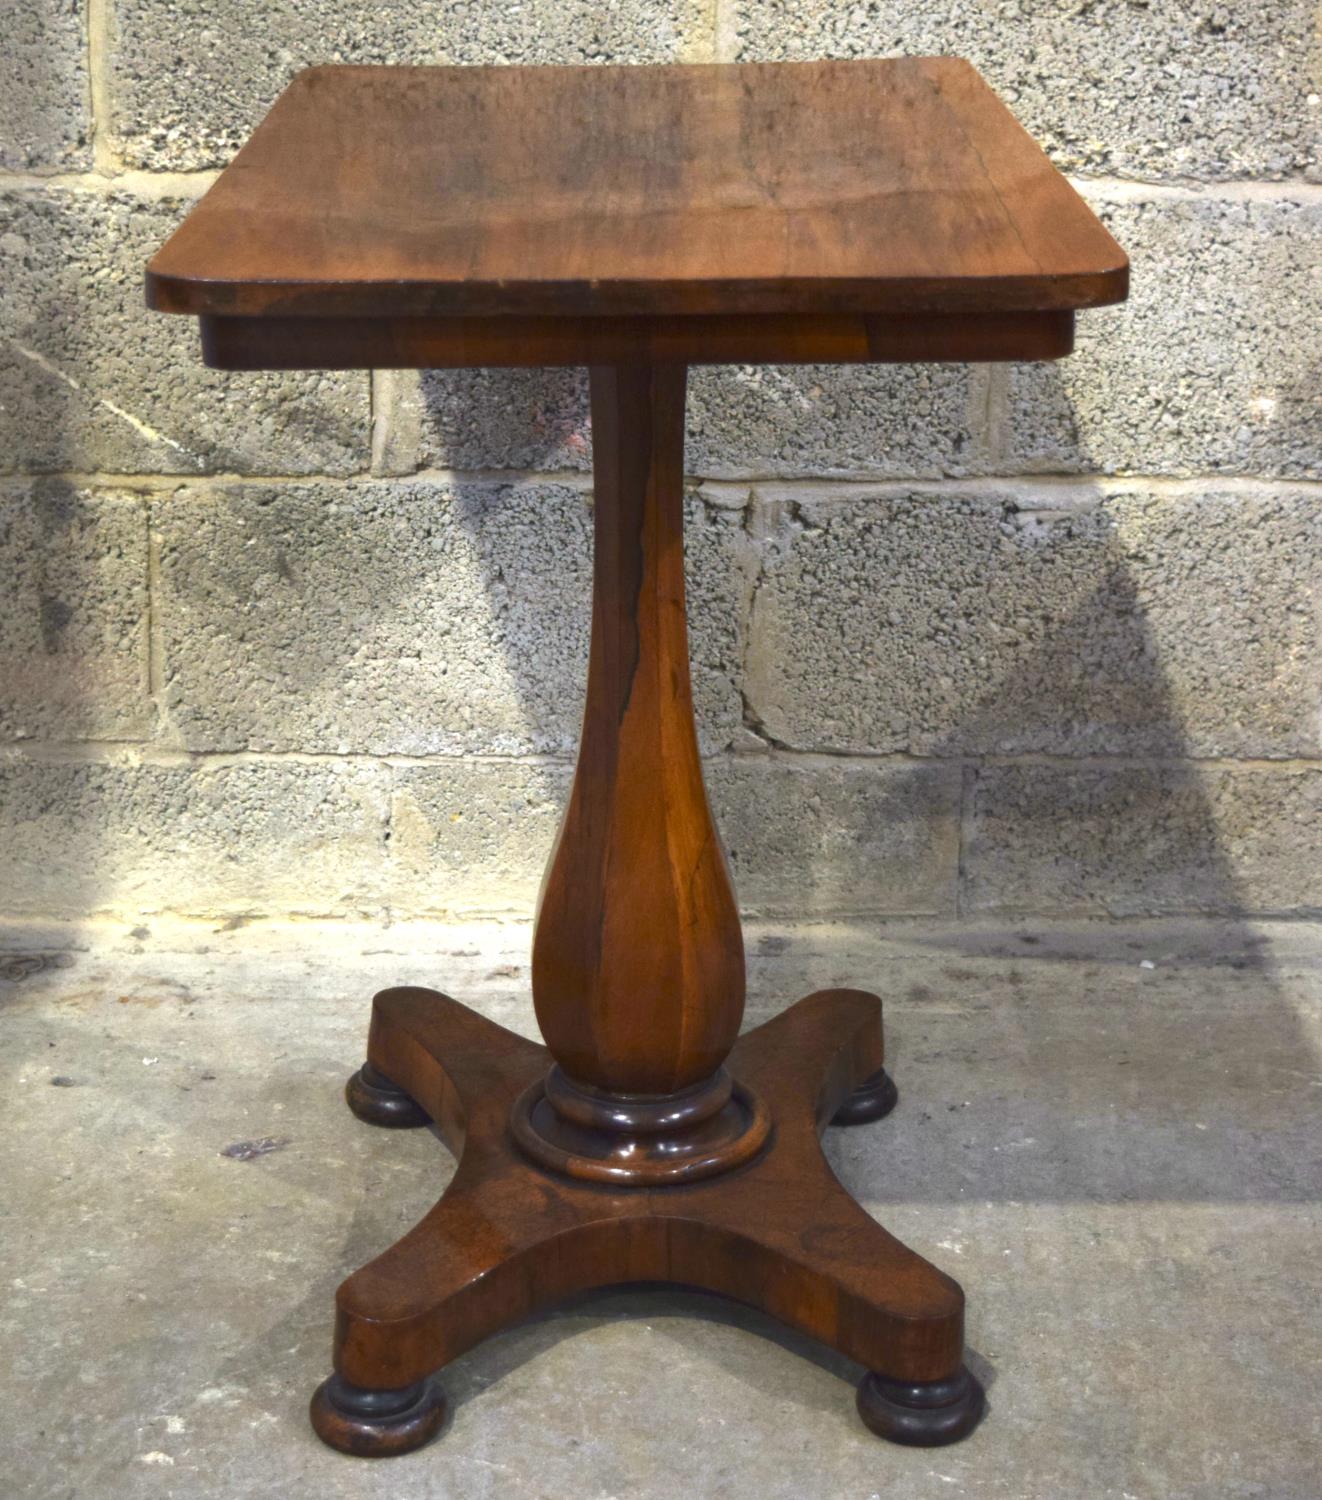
left=314, top=984, right=983, bottom=1455
left=147, top=58, right=1127, bottom=321
left=858, top=1368, right=985, bottom=1446
left=533, top=366, right=742, bottom=1094
left=343, top=1062, right=430, bottom=1128
left=144, top=54, right=1131, bottom=1459
left=833, top=1065, right=900, bottom=1126
left=308, top=1374, right=447, bottom=1457
left=513, top=364, right=766, bottom=1183
left=197, top=308, right=1075, bottom=370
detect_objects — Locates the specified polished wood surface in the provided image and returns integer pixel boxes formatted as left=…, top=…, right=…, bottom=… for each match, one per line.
left=516, top=365, right=766, bottom=1185
left=147, top=57, right=1127, bottom=321
left=145, top=54, right=1129, bottom=1456
left=310, top=984, right=982, bottom=1451
left=533, top=366, right=742, bottom=1095
left=309, top=354, right=986, bottom=1447
left=199, top=307, right=1075, bottom=370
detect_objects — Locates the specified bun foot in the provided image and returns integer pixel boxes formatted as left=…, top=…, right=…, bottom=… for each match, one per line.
left=309, top=1373, right=447, bottom=1457
left=345, top=1063, right=429, bottom=1128
left=832, top=1067, right=898, bottom=1125
left=857, top=1367, right=985, bottom=1446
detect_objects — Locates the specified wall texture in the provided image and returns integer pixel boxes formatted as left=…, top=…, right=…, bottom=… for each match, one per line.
left=1, top=3, right=1319, bottom=924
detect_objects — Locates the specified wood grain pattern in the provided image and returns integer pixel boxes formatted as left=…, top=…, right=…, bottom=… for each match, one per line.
left=310, top=983, right=983, bottom=1455
left=148, top=57, right=1127, bottom=321
left=142, top=57, right=1129, bottom=1455
left=531, top=365, right=744, bottom=1098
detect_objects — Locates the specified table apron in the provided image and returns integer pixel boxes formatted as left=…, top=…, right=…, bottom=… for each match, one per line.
left=198, top=309, right=1073, bottom=370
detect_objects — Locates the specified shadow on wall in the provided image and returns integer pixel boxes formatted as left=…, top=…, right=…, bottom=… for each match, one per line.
left=417, top=359, right=1306, bottom=982
left=411, top=353, right=1313, bottom=928
left=34, top=341, right=1305, bottom=1453
left=400, top=330, right=1319, bottom=1195
left=190, top=377, right=1318, bottom=1439
left=0, top=171, right=373, bottom=925
left=46, top=285, right=1306, bottom=1198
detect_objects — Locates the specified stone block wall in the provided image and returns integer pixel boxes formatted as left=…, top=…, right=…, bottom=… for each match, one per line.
left=1, top=4, right=1318, bottom=923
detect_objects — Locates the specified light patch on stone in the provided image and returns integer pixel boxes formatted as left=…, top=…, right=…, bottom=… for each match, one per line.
left=6, top=339, right=195, bottom=458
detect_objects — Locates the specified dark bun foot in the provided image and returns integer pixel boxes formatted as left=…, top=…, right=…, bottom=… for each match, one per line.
left=857, top=1366, right=985, bottom=1446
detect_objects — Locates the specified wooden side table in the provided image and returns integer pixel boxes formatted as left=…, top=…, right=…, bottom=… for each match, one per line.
left=148, top=58, right=1127, bottom=1455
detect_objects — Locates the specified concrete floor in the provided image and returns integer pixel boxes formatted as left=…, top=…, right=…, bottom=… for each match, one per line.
left=1, top=915, right=1319, bottom=1500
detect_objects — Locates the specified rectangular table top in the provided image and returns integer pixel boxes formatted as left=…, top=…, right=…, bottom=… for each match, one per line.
left=146, top=58, right=1127, bottom=324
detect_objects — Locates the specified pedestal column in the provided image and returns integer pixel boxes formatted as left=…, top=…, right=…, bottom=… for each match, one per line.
left=514, top=364, right=768, bottom=1183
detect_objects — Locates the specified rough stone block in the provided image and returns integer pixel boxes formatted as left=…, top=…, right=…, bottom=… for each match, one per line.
left=0, top=756, right=389, bottom=919
left=375, top=367, right=592, bottom=477
left=376, top=364, right=981, bottom=483
left=709, top=755, right=961, bottom=918
left=108, top=3, right=712, bottom=170
left=729, top=1, right=1321, bottom=182
left=0, top=0, right=90, bottom=172
left=155, top=478, right=755, bottom=755
left=0, top=187, right=368, bottom=476
left=387, top=759, right=572, bottom=917
left=1006, top=195, right=1322, bottom=479
left=965, top=764, right=1322, bottom=917
left=744, top=484, right=1321, bottom=759
left=0, top=479, right=149, bottom=742
left=388, top=753, right=961, bottom=919
left=686, top=363, right=984, bottom=480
